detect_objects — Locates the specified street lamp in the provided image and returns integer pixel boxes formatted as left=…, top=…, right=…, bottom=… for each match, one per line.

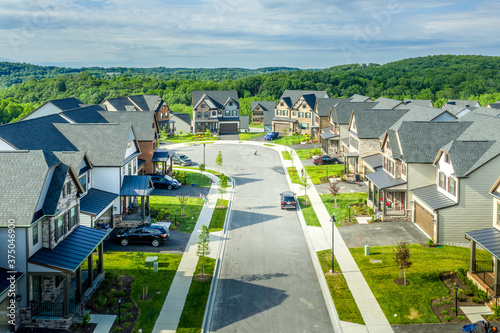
left=118, top=297, right=122, bottom=325
left=330, top=214, right=336, bottom=273
left=175, top=211, right=177, bottom=224
left=454, top=283, right=458, bottom=316
left=203, top=144, right=206, bottom=166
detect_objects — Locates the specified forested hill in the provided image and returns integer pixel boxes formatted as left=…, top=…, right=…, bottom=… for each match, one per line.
left=2, top=54, right=500, bottom=123
left=0, top=63, right=299, bottom=88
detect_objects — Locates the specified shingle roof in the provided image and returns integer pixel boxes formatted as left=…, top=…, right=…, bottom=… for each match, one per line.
left=411, top=185, right=457, bottom=211
left=331, top=101, right=377, bottom=124
left=445, top=100, right=479, bottom=108
left=442, top=140, right=497, bottom=178
left=251, top=101, right=276, bottom=112
left=103, top=97, right=137, bottom=111
left=393, top=121, right=472, bottom=163
left=316, top=98, right=349, bottom=117
left=442, top=104, right=469, bottom=115
left=353, top=109, right=409, bottom=139
left=41, top=163, right=69, bottom=216
left=62, top=105, right=108, bottom=123
left=54, top=123, right=136, bottom=166
left=192, top=90, right=239, bottom=109
left=389, top=104, right=456, bottom=131
left=471, top=107, right=500, bottom=117
left=49, top=97, right=83, bottom=111
left=373, top=97, right=405, bottom=109
left=279, top=90, right=328, bottom=108
left=362, top=153, right=383, bottom=170
left=403, top=99, right=434, bottom=108
left=240, top=116, right=249, bottom=130
left=99, top=110, right=157, bottom=141
left=52, top=151, right=90, bottom=176
left=172, top=112, right=191, bottom=125
left=349, top=94, right=372, bottom=102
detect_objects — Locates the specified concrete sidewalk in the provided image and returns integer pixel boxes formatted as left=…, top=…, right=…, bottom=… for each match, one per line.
left=152, top=171, right=225, bottom=333
left=283, top=147, right=394, bottom=333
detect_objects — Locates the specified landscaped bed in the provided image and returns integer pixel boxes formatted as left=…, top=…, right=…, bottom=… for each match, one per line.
left=320, top=192, right=372, bottom=226
left=287, top=166, right=301, bottom=184
left=150, top=196, right=204, bottom=233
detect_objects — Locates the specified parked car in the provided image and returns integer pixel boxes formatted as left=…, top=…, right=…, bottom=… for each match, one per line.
left=172, top=154, right=192, bottom=166
left=150, top=174, right=181, bottom=190
left=264, top=131, right=279, bottom=140
left=313, top=155, right=340, bottom=165
left=115, top=222, right=171, bottom=247
left=280, top=191, right=297, bottom=210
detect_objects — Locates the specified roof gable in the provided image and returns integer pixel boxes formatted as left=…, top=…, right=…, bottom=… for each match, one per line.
left=351, top=109, right=408, bottom=139
left=437, top=140, right=497, bottom=177
left=192, top=90, right=239, bottom=109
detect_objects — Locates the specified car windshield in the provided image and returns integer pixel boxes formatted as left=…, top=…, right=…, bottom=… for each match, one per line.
left=164, top=175, right=173, bottom=181
left=179, top=155, right=188, bottom=160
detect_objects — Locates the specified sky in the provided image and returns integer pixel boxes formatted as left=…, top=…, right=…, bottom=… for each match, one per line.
left=0, top=0, right=499, bottom=69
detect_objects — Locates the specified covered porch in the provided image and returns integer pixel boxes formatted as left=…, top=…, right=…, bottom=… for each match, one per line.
left=80, top=188, right=118, bottom=229
left=366, top=170, right=407, bottom=218
left=153, top=148, right=173, bottom=176
left=343, top=151, right=359, bottom=177
left=121, top=175, right=154, bottom=226
left=27, top=226, right=108, bottom=322
left=320, top=128, right=339, bottom=155
left=465, top=228, right=500, bottom=306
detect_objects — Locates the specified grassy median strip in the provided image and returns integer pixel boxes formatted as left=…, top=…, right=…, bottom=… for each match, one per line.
left=281, top=151, right=292, bottom=160
left=177, top=257, right=216, bottom=333
left=317, top=250, right=365, bottom=324
left=287, top=166, right=301, bottom=184
left=239, top=132, right=265, bottom=140
left=208, top=199, right=229, bottom=232
left=351, top=244, right=491, bottom=324
left=298, top=195, right=321, bottom=227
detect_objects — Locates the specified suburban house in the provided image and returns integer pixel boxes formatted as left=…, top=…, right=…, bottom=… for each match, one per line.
left=464, top=175, right=500, bottom=306
left=101, top=95, right=174, bottom=134
left=410, top=113, right=500, bottom=243
left=366, top=121, right=472, bottom=222
left=192, top=90, right=240, bottom=134
left=372, top=97, right=407, bottom=109
left=170, top=112, right=192, bottom=135
left=488, top=101, right=500, bottom=109
left=251, top=101, right=275, bottom=126
left=315, top=98, right=349, bottom=150
left=349, top=94, right=373, bottom=102
left=404, top=99, right=434, bottom=108
left=0, top=150, right=108, bottom=330
left=442, top=100, right=481, bottom=119
left=272, top=90, right=329, bottom=135
left=21, top=97, right=87, bottom=121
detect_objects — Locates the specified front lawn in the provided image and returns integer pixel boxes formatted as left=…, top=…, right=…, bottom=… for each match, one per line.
left=208, top=199, right=229, bottom=232
left=295, top=148, right=320, bottom=160
left=90, top=252, right=182, bottom=333
left=161, top=133, right=217, bottom=144
left=177, top=257, right=216, bottom=333
left=351, top=245, right=491, bottom=324
left=172, top=170, right=212, bottom=188
left=298, top=195, right=321, bottom=227
left=304, top=165, right=344, bottom=184
left=272, top=134, right=309, bottom=145
left=317, top=250, right=364, bottom=324
left=239, top=132, right=265, bottom=140
left=320, top=193, right=369, bottom=226
left=150, top=196, right=204, bottom=233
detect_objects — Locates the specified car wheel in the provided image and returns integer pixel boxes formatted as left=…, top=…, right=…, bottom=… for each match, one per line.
left=151, top=239, right=160, bottom=247
left=167, top=185, right=173, bottom=190
left=335, top=161, right=339, bottom=164
left=120, top=238, right=129, bottom=246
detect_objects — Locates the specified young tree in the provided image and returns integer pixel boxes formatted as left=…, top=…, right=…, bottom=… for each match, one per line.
left=177, top=193, right=188, bottom=217
left=218, top=174, right=229, bottom=206
left=215, top=150, right=223, bottom=173
left=289, top=149, right=296, bottom=169
left=178, top=130, right=183, bottom=140
left=283, top=128, right=287, bottom=144
left=199, top=163, right=206, bottom=179
left=316, top=155, right=324, bottom=173
left=197, top=225, right=211, bottom=277
left=298, top=175, right=312, bottom=205
left=329, top=180, right=340, bottom=207
left=205, top=129, right=211, bottom=138
left=394, top=242, right=412, bottom=285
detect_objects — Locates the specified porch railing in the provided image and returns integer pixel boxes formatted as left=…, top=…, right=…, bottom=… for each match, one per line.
left=475, top=260, right=500, bottom=297
left=30, top=299, right=79, bottom=317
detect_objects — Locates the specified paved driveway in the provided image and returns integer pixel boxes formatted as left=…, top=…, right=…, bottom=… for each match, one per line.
left=175, top=143, right=335, bottom=333
left=338, top=221, right=429, bottom=248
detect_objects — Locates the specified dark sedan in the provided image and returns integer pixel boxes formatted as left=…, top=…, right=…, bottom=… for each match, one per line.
left=280, top=191, right=297, bottom=210
left=150, top=175, right=181, bottom=190
left=116, top=223, right=171, bottom=247
left=313, top=156, right=340, bottom=165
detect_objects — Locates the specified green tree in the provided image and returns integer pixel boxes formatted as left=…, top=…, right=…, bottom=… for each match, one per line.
left=177, top=193, right=188, bottom=217
left=218, top=174, right=229, bottom=205
left=298, top=175, right=311, bottom=204
left=197, top=225, right=211, bottom=277
left=198, top=163, right=206, bottom=179
left=394, top=242, right=412, bottom=285
left=215, top=151, right=223, bottom=174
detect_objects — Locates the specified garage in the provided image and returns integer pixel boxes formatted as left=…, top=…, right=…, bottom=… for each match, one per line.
left=273, top=123, right=289, bottom=134
left=415, top=203, right=434, bottom=238
left=219, top=123, right=238, bottom=134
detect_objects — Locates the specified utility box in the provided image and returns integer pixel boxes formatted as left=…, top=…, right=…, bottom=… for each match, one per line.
left=365, top=245, right=370, bottom=256
left=153, top=261, right=159, bottom=272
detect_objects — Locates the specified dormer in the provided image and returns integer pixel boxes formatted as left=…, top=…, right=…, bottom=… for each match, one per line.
left=434, top=151, right=458, bottom=202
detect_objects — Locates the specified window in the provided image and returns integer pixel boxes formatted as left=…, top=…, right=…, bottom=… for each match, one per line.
left=386, top=140, right=391, bottom=150
left=79, top=174, right=87, bottom=192
left=122, top=165, right=126, bottom=175
left=232, top=110, right=237, bottom=116
left=67, top=182, right=71, bottom=195
left=444, top=153, right=450, bottom=164
left=225, top=110, right=230, bottom=116
left=350, top=136, right=359, bottom=150
left=57, top=215, right=64, bottom=240
left=276, top=110, right=281, bottom=116
left=201, top=103, right=205, bottom=108
left=196, top=112, right=201, bottom=119
left=212, top=111, right=217, bottom=116
left=229, top=102, right=233, bottom=106
left=391, top=161, right=395, bottom=176
left=302, top=104, right=307, bottom=109
left=299, top=123, right=309, bottom=130
left=298, top=112, right=304, bottom=118
left=283, top=110, right=288, bottom=116
left=439, top=172, right=446, bottom=189
left=70, top=206, right=76, bottom=228
left=305, top=112, right=311, bottom=118
left=448, top=177, right=456, bottom=196
left=33, top=224, right=38, bottom=246
left=402, top=163, right=407, bottom=176
left=292, top=111, right=296, bottom=116
left=133, top=159, right=137, bottom=174
left=128, top=162, right=132, bottom=175
left=280, top=102, right=284, bottom=106
left=203, top=112, right=210, bottom=118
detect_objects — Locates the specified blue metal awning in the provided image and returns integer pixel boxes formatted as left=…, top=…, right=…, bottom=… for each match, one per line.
left=123, top=151, right=141, bottom=166
left=120, top=175, right=153, bottom=196
left=465, top=228, right=500, bottom=261
left=138, top=159, right=146, bottom=169
left=28, top=226, right=108, bottom=273
left=366, top=170, right=406, bottom=189
left=0, top=267, right=24, bottom=297
left=80, top=188, right=118, bottom=216
left=152, top=148, right=172, bottom=162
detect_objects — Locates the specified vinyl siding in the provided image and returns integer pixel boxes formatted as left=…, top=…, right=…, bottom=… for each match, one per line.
left=92, top=167, right=120, bottom=194
left=0, top=228, right=28, bottom=306
left=23, top=104, right=60, bottom=121
left=407, top=164, right=436, bottom=190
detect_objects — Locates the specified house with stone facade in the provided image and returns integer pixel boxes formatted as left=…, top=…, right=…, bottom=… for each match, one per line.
left=315, top=97, right=349, bottom=151
left=192, top=90, right=240, bottom=134
left=251, top=101, right=275, bottom=126
left=0, top=150, right=108, bottom=331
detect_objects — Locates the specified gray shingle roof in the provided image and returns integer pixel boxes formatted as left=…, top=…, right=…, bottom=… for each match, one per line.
left=279, top=90, right=328, bottom=108
left=373, top=97, right=406, bottom=109
left=353, top=109, right=409, bottom=139
left=98, top=110, right=157, bottom=141
left=252, top=101, right=276, bottom=112
left=331, top=101, right=377, bottom=124
left=41, top=163, right=69, bottom=216
left=393, top=121, right=472, bottom=163
left=172, top=112, right=191, bottom=125
left=240, top=116, right=249, bottom=130
left=62, top=105, right=108, bottom=123
left=389, top=104, right=457, bottom=131
left=411, top=184, right=457, bottom=211
left=349, top=94, right=372, bottom=102
left=52, top=151, right=89, bottom=176
left=192, top=90, right=239, bottom=109
left=362, top=154, right=383, bottom=170
left=445, top=100, right=479, bottom=108
left=103, top=97, right=138, bottom=111
left=386, top=130, right=402, bottom=159
left=471, top=107, right=500, bottom=117
left=403, top=99, right=434, bottom=108
left=54, top=123, right=136, bottom=166
left=443, top=140, right=497, bottom=178
left=316, top=98, right=349, bottom=117
left=49, top=97, right=83, bottom=111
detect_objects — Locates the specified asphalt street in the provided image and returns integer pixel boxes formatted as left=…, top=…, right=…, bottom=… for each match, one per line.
left=171, top=143, right=335, bottom=333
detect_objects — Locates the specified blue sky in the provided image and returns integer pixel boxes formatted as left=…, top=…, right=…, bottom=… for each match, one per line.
left=0, top=0, right=498, bottom=69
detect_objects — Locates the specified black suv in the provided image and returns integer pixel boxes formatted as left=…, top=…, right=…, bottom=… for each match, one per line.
left=115, top=223, right=171, bottom=247
left=280, top=191, right=297, bottom=210
left=150, top=174, right=181, bottom=190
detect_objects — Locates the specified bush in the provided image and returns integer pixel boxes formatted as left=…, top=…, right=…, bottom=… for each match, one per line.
left=106, top=290, right=115, bottom=299
left=123, top=322, right=132, bottom=327
left=123, top=302, right=133, bottom=309
left=95, top=294, right=107, bottom=309
left=427, top=238, right=434, bottom=246
left=444, top=316, right=452, bottom=322
left=116, top=290, right=125, bottom=298
left=471, top=296, right=482, bottom=303
left=113, top=327, right=123, bottom=333
left=435, top=302, right=443, bottom=308
left=451, top=307, right=456, bottom=313
left=493, top=306, right=500, bottom=317
left=124, top=312, right=133, bottom=320
left=458, top=315, right=466, bottom=321
left=81, top=311, right=91, bottom=328
left=108, top=297, right=117, bottom=306
left=441, top=310, right=449, bottom=315
left=457, top=268, right=490, bottom=301
left=443, top=298, right=451, bottom=305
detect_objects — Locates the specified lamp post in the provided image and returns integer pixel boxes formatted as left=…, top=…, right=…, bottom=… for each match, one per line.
left=175, top=211, right=177, bottom=224
left=203, top=144, right=206, bottom=166
left=330, top=214, right=336, bottom=273
left=118, top=297, right=122, bottom=325
left=454, top=283, right=458, bottom=316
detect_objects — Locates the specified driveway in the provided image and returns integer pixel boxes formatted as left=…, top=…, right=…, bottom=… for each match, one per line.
left=103, top=229, right=189, bottom=255
left=175, top=143, right=335, bottom=332
left=338, top=221, right=429, bottom=248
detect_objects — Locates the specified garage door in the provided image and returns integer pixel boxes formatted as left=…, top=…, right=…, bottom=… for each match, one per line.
left=273, top=123, right=289, bottom=134
left=415, top=203, right=434, bottom=238
left=219, top=123, right=238, bottom=134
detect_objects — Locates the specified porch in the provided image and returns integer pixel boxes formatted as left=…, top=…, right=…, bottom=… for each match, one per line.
left=152, top=148, right=173, bottom=176
left=366, top=170, right=407, bottom=218
left=120, top=175, right=154, bottom=227
left=319, top=128, right=339, bottom=155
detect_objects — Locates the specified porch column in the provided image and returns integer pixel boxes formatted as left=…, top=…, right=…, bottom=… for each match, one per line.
left=470, top=240, right=476, bottom=273
left=63, top=275, right=70, bottom=318
left=141, top=196, right=145, bottom=221
left=162, top=162, right=166, bottom=176
left=88, top=253, right=94, bottom=287
left=147, top=196, right=150, bottom=216
left=98, top=243, right=104, bottom=275
left=76, top=267, right=82, bottom=302
left=495, top=257, right=500, bottom=295
left=382, top=190, right=386, bottom=217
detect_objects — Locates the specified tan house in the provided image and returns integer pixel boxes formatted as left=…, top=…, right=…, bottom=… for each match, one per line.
left=251, top=101, right=275, bottom=125
left=192, top=90, right=240, bottom=134
left=315, top=98, right=349, bottom=150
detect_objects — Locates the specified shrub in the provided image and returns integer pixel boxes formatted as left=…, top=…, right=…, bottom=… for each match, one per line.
left=471, top=296, right=482, bottom=303
left=123, top=302, right=133, bottom=309
left=113, top=327, right=123, bottom=333
left=435, top=302, right=443, bottom=308
left=95, top=294, right=107, bottom=309
left=443, top=298, right=451, bottom=305
left=427, top=238, right=434, bottom=246
left=458, top=315, right=466, bottom=321
left=123, top=322, right=132, bottom=327
left=108, top=297, right=117, bottom=306
left=106, top=290, right=115, bottom=299
left=81, top=311, right=91, bottom=328
left=451, top=307, right=456, bottom=313
left=116, top=290, right=125, bottom=298
left=441, top=310, right=449, bottom=315
left=493, top=306, right=500, bottom=317
left=444, top=316, right=452, bottom=322
left=124, top=312, right=133, bottom=320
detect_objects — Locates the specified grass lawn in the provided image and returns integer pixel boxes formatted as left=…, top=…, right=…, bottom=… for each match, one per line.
left=304, top=165, right=343, bottom=184
left=272, top=134, right=309, bottom=145
left=239, top=132, right=265, bottom=140
left=264, top=143, right=275, bottom=147
left=317, top=250, right=364, bottom=324
left=161, top=134, right=217, bottom=144
left=173, top=166, right=220, bottom=177
left=287, top=167, right=301, bottom=184
left=351, top=245, right=491, bottom=324
left=298, top=195, right=321, bottom=227
left=320, top=193, right=369, bottom=226
left=295, top=148, right=320, bottom=160
left=249, top=124, right=264, bottom=129
left=98, top=252, right=182, bottom=332
left=177, top=257, right=216, bottom=333
left=208, top=199, right=229, bottom=232
left=172, top=170, right=212, bottom=188
left=281, top=151, right=292, bottom=160
left=150, top=196, right=204, bottom=233
left=186, top=141, right=216, bottom=145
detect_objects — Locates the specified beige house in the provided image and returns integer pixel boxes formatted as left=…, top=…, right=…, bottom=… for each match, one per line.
left=192, top=90, right=240, bottom=134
